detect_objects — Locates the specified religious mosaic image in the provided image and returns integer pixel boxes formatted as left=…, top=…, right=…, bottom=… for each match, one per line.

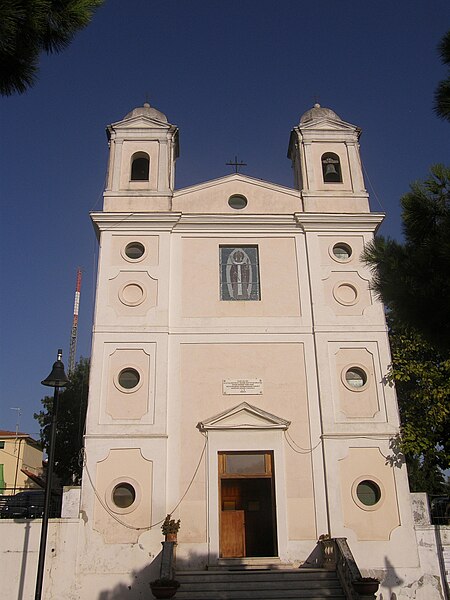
left=219, top=246, right=260, bottom=300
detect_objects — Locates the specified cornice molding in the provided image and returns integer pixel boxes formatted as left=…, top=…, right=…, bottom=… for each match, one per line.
left=301, top=191, right=369, bottom=199
left=296, top=212, right=384, bottom=232
left=84, top=433, right=169, bottom=439
left=103, top=191, right=174, bottom=198
left=321, top=431, right=396, bottom=439
left=174, top=213, right=298, bottom=232
left=90, top=212, right=182, bottom=231
left=90, top=211, right=384, bottom=233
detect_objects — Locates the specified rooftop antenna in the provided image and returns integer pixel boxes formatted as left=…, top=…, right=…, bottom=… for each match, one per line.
left=10, top=407, right=22, bottom=494
left=10, top=407, right=22, bottom=437
left=68, top=268, right=82, bottom=376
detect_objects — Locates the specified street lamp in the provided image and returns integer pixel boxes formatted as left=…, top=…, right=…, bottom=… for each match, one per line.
left=34, top=349, right=69, bottom=600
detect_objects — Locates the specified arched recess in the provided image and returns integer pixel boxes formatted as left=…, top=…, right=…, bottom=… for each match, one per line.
left=131, top=152, right=150, bottom=181
left=321, top=152, right=342, bottom=183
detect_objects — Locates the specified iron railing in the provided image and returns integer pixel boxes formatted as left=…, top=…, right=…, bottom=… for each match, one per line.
left=429, top=495, right=450, bottom=525
left=0, top=487, right=61, bottom=519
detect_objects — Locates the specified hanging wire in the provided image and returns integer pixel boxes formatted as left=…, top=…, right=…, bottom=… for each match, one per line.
left=284, top=429, right=396, bottom=462
left=89, top=174, right=108, bottom=212
left=361, top=158, right=385, bottom=211
left=81, top=435, right=207, bottom=531
left=284, top=430, right=322, bottom=454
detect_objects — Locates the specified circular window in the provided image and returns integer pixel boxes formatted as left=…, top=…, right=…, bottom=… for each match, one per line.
left=112, top=483, right=136, bottom=508
left=344, top=367, right=367, bottom=389
left=124, top=242, right=145, bottom=260
left=118, top=368, right=140, bottom=390
left=228, top=194, right=248, bottom=210
left=106, top=477, right=142, bottom=515
left=332, top=243, right=352, bottom=261
left=356, top=480, right=381, bottom=506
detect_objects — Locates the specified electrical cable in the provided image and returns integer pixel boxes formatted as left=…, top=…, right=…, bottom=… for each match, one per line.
left=284, top=430, right=401, bottom=462
left=81, top=435, right=207, bottom=531
left=361, top=158, right=385, bottom=211
left=284, top=430, right=322, bottom=454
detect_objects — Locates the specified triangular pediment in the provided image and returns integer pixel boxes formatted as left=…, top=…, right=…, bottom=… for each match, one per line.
left=111, top=114, right=174, bottom=130
left=173, top=173, right=300, bottom=214
left=299, top=117, right=358, bottom=132
left=197, top=402, right=290, bottom=431
left=175, top=173, right=297, bottom=197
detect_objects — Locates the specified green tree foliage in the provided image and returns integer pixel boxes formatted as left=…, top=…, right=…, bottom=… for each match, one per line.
left=386, top=316, right=450, bottom=492
left=0, top=0, right=103, bottom=96
left=363, top=166, right=450, bottom=492
left=35, top=357, right=89, bottom=486
left=435, top=30, right=450, bottom=123
left=362, top=164, right=450, bottom=353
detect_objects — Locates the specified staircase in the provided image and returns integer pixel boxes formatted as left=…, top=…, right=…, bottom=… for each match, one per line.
left=175, top=568, right=346, bottom=599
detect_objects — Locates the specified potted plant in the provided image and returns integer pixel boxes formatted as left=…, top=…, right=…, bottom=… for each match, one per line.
left=161, top=514, right=180, bottom=542
left=150, top=578, right=180, bottom=599
left=353, top=576, right=380, bottom=595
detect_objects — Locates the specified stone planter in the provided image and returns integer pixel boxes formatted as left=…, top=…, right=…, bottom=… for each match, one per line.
left=150, top=584, right=179, bottom=599
left=150, top=579, right=180, bottom=598
left=353, top=578, right=380, bottom=596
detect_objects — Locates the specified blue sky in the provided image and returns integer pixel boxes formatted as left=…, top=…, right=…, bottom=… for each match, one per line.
left=1, top=1, right=449, bottom=438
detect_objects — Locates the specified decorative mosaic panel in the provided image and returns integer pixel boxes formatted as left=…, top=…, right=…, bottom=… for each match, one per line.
left=219, top=246, right=260, bottom=301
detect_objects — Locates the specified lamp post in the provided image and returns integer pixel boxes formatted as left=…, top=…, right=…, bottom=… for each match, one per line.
left=34, top=349, right=69, bottom=600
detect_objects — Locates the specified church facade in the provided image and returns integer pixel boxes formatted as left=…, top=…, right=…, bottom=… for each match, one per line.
left=74, top=102, right=437, bottom=597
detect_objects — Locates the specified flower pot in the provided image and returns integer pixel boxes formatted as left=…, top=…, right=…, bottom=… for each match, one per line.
left=165, top=533, right=177, bottom=542
left=150, top=584, right=178, bottom=599
left=353, top=578, right=379, bottom=595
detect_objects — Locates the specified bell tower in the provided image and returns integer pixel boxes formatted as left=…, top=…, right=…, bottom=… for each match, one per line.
left=287, top=103, right=369, bottom=212
left=103, top=103, right=179, bottom=212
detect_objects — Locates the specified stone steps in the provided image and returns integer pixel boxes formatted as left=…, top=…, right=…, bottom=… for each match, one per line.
left=174, top=568, right=346, bottom=600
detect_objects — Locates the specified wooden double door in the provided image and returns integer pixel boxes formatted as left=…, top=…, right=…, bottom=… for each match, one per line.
left=219, top=451, right=277, bottom=558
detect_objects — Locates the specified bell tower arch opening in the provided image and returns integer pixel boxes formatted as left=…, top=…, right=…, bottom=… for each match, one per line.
left=130, top=152, right=150, bottom=181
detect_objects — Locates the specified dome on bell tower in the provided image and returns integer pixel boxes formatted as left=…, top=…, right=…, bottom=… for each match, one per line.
left=123, top=102, right=168, bottom=123
left=300, top=103, right=341, bottom=123
left=104, top=102, right=178, bottom=211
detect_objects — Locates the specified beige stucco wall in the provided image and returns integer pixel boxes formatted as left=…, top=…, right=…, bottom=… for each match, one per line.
left=181, top=236, right=301, bottom=318
left=0, top=437, right=42, bottom=493
left=173, top=176, right=301, bottom=214
left=176, top=341, right=316, bottom=544
left=307, top=142, right=353, bottom=192
left=118, top=140, right=160, bottom=191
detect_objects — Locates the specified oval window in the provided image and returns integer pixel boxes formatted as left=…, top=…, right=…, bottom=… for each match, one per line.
left=356, top=480, right=381, bottom=506
left=124, top=242, right=145, bottom=260
left=345, top=367, right=367, bottom=389
left=228, top=194, right=248, bottom=210
left=118, top=368, right=140, bottom=390
left=112, top=482, right=136, bottom=508
left=332, top=243, right=352, bottom=261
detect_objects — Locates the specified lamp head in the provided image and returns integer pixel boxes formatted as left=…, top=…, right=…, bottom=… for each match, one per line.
left=41, top=349, right=69, bottom=388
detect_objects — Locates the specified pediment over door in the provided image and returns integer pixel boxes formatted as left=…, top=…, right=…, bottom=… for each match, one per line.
left=197, top=402, right=290, bottom=432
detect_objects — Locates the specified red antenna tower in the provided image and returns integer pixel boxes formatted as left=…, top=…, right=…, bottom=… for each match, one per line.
left=68, top=268, right=82, bottom=375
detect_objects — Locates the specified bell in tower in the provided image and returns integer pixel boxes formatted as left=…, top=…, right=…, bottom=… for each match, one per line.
left=287, top=103, right=369, bottom=213
left=322, top=153, right=342, bottom=183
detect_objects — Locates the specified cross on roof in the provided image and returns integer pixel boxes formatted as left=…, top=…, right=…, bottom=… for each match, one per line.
left=226, top=156, right=247, bottom=173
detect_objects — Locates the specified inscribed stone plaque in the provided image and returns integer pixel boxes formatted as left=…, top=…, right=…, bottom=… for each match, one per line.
left=222, top=379, right=263, bottom=395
